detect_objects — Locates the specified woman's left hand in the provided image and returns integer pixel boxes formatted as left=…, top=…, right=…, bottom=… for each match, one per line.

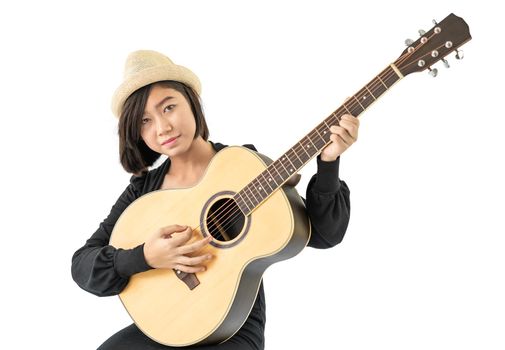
left=320, top=114, right=359, bottom=161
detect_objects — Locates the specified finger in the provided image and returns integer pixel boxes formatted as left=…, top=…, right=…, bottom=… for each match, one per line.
left=178, top=236, right=213, bottom=255
left=330, top=132, right=350, bottom=146
left=331, top=127, right=354, bottom=145
left=340, top=113, right=354, bottom=120
left=333, top=134, right=352, bottom=148
left=334, top=116, right=358, bottom=136
left=337, top=120, right=358, bottom=139
left=158, top=224, right=188, bottom=238
left=330, top=124, right=355, bottom=141
left=170, top=227, right=194, bottom=246
left=178, top=253, right=213, bottom=266
left=336, top=114, right=357, bottom=129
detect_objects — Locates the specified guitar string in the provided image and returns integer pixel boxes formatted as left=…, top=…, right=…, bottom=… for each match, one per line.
left=185, top=30, right=443, bottom=244
left=201, top=31, right=443, bottom=242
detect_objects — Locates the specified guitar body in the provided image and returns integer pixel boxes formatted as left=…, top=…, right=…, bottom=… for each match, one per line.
left=110, top=145, right=311, bottom=346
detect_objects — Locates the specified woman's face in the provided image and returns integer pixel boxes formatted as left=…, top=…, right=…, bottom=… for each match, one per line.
left=141, top=84, right=196, bottom=157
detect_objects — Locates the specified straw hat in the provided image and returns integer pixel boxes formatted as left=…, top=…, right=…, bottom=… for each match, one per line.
left=111, top=50, right=202, bottom=118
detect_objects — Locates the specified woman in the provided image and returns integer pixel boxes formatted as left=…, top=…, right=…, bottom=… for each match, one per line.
left=71, top=50, right=359, bottom=349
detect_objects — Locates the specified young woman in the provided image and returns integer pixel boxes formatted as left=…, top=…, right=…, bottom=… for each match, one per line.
left=71, top=50, right=359, bottom=350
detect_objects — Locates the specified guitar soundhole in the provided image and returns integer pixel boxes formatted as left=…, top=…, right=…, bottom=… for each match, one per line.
left=206, top=197, right=245, bottom=242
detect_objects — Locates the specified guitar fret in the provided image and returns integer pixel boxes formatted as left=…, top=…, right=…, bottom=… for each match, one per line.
left=284, top=152, right=296, bottom=171
left=350, top=105, right=363, bottom=117
left=266, top=169, right=279, bottom=187
left=318, top=123, right=330, bottom=141
left=244, top=184, right=258, bottom=207
left=356, top=89, right=374, bottom=110
left=383, top=69, right=400, bottom=87
left=377, top=75, right=388, bottom=88
left=342, top=103, right=352, bottom=115
left=370, top=81, right=386, bottom=99
left=353, top=95, right=365, bottom=110
left=299, top=140, right=311, bottom=158
left=306, top=136, right=317, bottom=153
left=278, top=157, right=290, bottom=178
left=288, top=152, right=301, bottom=170
left=365, top=85, right=376, bottom=99
left=252, top=180, right=263, bottom=202
left=311, top=130, right=325, bottom=149
left=314, top=125, right=326, bottom=142
left=237, top=200, right=249, bottom=215
left=260, top=171, right=275, bottom=192
left=241, top=188, right=254, bottom=210
left=256, top=177, right=267, bottom=195
left=293, top=148, right=304, bottom=165
left=272, top=162, right=284, bottom=183
left=252, top=179, right=266, bottom=206
left=253, top=178, right=263, bottom=194
left=260, top=177, right=270, bottom=195
left=236, top=192, right=251, bottom=214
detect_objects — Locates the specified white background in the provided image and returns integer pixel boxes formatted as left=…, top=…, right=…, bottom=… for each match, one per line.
left=1, top=0, right=504, bottom=349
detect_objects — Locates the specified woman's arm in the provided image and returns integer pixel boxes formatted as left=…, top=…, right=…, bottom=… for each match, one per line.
left=71, top=176, right=152, bottom=297
left=303, top=154, right=351, bottom=249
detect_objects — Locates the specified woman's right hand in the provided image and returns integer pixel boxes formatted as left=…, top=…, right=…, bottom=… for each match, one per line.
left=143, top=224, right=213, bottom=273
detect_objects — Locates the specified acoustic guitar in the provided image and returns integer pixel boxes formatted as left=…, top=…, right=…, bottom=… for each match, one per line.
left=110, top=13, right=471, bottom=347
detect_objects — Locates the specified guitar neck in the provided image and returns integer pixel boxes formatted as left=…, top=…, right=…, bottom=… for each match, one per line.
left=234, top=63, right=404, bottom=216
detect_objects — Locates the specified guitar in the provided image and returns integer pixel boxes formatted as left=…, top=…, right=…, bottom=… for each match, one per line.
left=109, top=13, right=472, bottom=347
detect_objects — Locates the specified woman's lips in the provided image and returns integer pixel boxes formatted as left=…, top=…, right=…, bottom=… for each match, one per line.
left=162, top=136, right=179, bottom=146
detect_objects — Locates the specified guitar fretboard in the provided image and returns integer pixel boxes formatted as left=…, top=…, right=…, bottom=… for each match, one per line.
left=234, top=64, right=402, bottom=216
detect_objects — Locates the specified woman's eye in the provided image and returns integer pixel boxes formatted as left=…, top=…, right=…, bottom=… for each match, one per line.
left=141, top=118, right=150, bottom=124
left=164, top=104, right=175, bottom=113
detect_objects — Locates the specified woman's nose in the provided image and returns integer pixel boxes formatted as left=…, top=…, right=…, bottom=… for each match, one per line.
left=155, top=116, right=172, bottom=135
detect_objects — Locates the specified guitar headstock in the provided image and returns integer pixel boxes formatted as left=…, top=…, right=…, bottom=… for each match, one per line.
left=395, top=13, right=471, bottom=77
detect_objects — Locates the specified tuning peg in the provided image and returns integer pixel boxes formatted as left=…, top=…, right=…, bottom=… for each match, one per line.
left=418, top=29, right=426, bottom=36
left=405, top=38, right=414, bottom=46
left=428, top=67, right=438, bottom=77
left=455, top=49, right=464, bottom=60
left=442, top=58, right=450, bottom=68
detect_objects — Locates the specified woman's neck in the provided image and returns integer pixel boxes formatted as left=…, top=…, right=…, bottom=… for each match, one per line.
left=167, top=138, right=216, bottom=180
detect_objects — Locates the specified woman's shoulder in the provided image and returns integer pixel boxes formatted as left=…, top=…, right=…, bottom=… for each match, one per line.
left=241, top=143, right=257, bottom=151
left=129, top=173, right=146, bottom=195
left=210, top=140, right=257, bottom=152
left=129, top=157, right=171, bottom=195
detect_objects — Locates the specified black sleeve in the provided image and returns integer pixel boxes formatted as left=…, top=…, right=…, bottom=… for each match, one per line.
left=303, top=154, right=351, bottom=249
left=71, top=175, right=153, bottom=297
left=242, top=143, right=350, bottom=249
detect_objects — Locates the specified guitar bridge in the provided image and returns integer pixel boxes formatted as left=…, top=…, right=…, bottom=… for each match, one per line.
left=173, top=269, right=200, bottom=290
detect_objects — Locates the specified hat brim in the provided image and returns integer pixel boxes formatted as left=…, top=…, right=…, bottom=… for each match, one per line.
left=111, top=64, right=201, bottom=118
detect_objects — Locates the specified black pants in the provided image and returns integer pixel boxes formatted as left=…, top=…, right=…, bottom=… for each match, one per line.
left=97, top=323, right=264, bottom=350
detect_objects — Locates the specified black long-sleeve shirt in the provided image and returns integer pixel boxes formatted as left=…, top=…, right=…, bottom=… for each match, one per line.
left=71, top=141, right=351, bottom=349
